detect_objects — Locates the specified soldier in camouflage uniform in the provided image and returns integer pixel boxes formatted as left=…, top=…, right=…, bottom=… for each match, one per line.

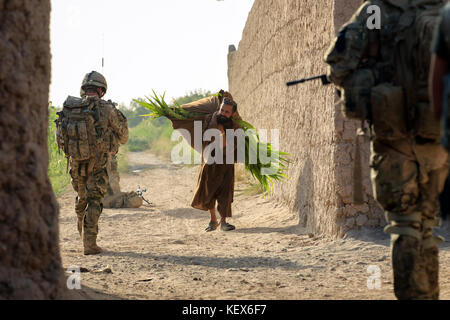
left=61, top=71, right=129, bottom=255
left=325, top=0, right=448, bottom=299
left=103, top=154, right=143, bottom=208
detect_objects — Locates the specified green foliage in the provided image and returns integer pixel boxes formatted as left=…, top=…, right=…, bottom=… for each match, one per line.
left=127, top=117, right=175, bottom=156
left=116, top=144, right=129, bottom=173
left=48, top=102, right=71, bottom=195
left=234, top=118, right=290, bottom=197
left=172, top=89, right=213, bottom=105
left=126, top=90, right=213, bottom=157
left=121, top=90, right=212, bottom=128
left=135, top=91, right=291, bottom=195
left=119, top=101, right=150, bottom=128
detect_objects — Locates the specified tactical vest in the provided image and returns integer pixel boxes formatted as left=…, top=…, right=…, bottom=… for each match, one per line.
left=56, top=96, right=113, bottom=162
left=342, top=0, right=444, bottom=142
left=385, top=1, right=443, bottom=142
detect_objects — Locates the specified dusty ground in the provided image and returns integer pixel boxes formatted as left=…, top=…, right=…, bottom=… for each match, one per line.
left=58, top=151, right=450, bottom=300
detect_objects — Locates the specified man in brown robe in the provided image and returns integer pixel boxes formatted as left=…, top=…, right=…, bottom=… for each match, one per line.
left=191, top=97, right=239, bottom=232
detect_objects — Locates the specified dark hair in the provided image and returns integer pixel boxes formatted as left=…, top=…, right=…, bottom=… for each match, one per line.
left=222, top=97, right=237, bottom=112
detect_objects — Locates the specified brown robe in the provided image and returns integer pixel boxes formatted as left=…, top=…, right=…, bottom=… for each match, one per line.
left=168, top=93, right=241, bottom=218
left=190, top=113, right=237, bottom=218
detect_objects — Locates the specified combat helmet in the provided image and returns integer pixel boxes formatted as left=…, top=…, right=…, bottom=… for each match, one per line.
left=80, top=71, right=107, bottom=97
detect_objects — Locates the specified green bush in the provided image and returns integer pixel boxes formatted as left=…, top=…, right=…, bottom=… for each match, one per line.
left=127, top=117, right=175, bottom=157
left=48, top=104, right=71, bottom=195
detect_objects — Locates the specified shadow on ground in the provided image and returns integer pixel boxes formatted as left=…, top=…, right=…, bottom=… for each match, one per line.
left=343, top=223, right=450, bottom=251
left=161, top=207, right=207, bottom=220
left=101, top=251, right=316, bottom=270
left=234, top=224, right=308, bottom=236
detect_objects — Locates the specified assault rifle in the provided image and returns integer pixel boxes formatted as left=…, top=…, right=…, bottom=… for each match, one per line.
left=286, top=74, right=331, bottom=86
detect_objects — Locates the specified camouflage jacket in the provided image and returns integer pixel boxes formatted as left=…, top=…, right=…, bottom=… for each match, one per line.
left=98, top=98, right=129, bottom=154
left=325, top=0, right=445, bottom=140
left=325, top=0, right=442, bottom=84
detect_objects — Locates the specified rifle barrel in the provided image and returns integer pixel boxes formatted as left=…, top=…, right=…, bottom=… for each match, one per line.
left=286, top=74, right=329, bottom=86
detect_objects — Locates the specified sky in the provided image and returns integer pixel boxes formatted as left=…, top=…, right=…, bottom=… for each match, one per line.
left=49, top=0, right=255, bottom=107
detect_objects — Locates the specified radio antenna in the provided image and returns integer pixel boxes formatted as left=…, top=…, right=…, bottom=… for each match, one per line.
left=101, top=33, right=105, bottom=73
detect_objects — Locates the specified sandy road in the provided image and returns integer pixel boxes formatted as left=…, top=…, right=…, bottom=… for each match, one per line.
left=58, top=151, right=450, bottom=300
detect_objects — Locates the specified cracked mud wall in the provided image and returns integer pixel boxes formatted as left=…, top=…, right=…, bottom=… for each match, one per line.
left=228, top=0, right=384, bottom=237
left=0, top=0, right=63, bottom=298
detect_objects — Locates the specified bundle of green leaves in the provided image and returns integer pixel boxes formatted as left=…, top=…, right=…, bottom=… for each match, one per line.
left=134, top=91, right=290, bottom=195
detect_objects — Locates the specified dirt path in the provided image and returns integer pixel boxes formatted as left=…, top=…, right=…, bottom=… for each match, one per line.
left=58, top=151, right=450, bottom=300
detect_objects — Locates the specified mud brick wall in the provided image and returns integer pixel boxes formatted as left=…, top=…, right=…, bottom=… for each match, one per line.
left=0, top=0, right=63, bottom=298
left=228, top=0, right=384, bottom=237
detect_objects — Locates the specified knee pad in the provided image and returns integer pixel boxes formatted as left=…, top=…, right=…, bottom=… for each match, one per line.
left=384, top=211, right=422, bottom=240
left=86, top=200, right=101, bottom=220
left=75, top=196, right=87, bottom=214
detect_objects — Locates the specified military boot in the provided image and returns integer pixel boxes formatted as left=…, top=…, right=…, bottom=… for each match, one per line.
left=421, top=217, right=445, bottom=299
left=83, top=234, right=102, bottom=255
left=392, top=235, right=430, bottom=299
left=82, top=201, right=102, bottom=254
left=422, top=246, right=439, bottom=299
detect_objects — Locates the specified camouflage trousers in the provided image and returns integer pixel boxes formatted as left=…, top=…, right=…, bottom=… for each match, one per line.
left=106, top=154, right=121, bottom=195
left=70, top=157, right=109, bottom=240
left=371, top=139, right=449, bottom=299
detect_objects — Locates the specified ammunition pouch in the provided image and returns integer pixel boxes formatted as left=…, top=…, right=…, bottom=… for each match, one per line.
left=415, top=101, right=441, bottom=142
left=339, top=69, right=375, bottom=121
left=370, top=83, right=408, bottom=141
left=340, top=69, right=375, bottom=120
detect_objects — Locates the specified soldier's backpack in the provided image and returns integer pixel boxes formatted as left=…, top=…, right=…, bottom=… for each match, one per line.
left=337, top=1, right=444, bottom=141
left=55, top=96, right=103, bottom=162
left=370, top=1, right=444, bottom=141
